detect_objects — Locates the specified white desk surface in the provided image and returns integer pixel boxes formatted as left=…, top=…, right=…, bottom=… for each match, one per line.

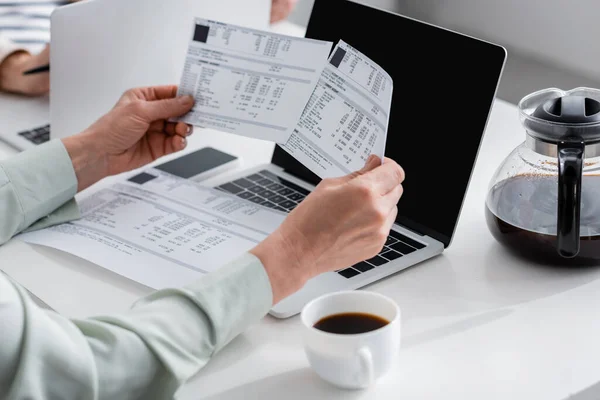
left=2, top=21, right=600, bottom=400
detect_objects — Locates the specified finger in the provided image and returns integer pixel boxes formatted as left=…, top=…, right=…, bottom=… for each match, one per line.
left=142, top=95, right=194, bottom=121
left=146, top=131, right=187, bottom=159
left=134, top=85, right=179, bottom=101
left=148, top=120, right=165, bottom=133
left=381, top=183, right=403, bottom=211
left=361, top=154, right=382, bottom=173
left=175, top=122, right=192, bottom=136
left=159, top=122, right=193, bottom=136
left=334, top=154, right=381, bottom=184
left=164, top=122, right=177, bottom=136
left=383, top=206, right=398, bottom=233
left=361, top=159, right=405, bottom=196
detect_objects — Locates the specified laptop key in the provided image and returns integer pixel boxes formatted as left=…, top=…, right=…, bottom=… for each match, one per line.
left=259, top=200, right=277, bottom=208
left=259, top=170, right=279, bottom=180
left=338, top=268, right=360, bottom=278
left=267, top=183, right=285, bottom=191
left=234, top=178, right=254, bottom=188
left=274, top=206, right=287, bottom=212
left=279, top=200, right=297, bottom=209
left=218, top=182, right=243, bottom=194
left=248, top=185, right=263, bottom=194
left=257, top=189, right=277, bottom=199
left=390, top=241, right=417, bottom=255
left=381, top=250, right=403, bottom=261
left=388, top=230, right=426, bottom=249
left=257, top=178, right=273, bottom=186
left=288, top=193, right=305, bottom=202
left=366, top=255, right=388, bottom=266
left=248, top=196, right=265, bottom=204
left=246, top=174, right=264, bottom=182
left=353, top=262, right=374, bottom=272
left=237, top=191, right=254, bottom=199
left=269, top=195, right=287, bottom=204
left=385, top=236, right=398, bottom=246
left=277, top=188, right=294, bottom=196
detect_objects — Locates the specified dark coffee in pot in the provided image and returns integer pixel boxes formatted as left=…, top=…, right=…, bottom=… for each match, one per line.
left=486, top=174, right=600, bottom=265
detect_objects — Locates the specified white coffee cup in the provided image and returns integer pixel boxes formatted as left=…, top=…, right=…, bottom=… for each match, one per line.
left=301, top=290, right=401, bottom=390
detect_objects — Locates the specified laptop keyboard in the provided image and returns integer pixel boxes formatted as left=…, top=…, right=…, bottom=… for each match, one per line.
left=216, top=169, right=427, bottom=279
left=18, top=124, right=50, bottom=144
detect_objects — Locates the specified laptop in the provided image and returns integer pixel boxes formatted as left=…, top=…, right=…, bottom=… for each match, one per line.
left=0, top=0, right=271, bottom=151
left=51, top=0, right=506, bottom=318
left=209, top=0, right=507, bottom=318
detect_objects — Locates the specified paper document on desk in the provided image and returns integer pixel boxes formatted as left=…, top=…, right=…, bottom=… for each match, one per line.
left=19, top=170, right=285, bottom=290
left=174, top=18, right=332, bottom=143
left=282, top=40, right=393, bottom=178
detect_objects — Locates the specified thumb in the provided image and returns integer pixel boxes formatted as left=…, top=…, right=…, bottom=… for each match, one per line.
left=143, top=95, right=194, bottom=121
left=336, top=154, right=381, bottom=184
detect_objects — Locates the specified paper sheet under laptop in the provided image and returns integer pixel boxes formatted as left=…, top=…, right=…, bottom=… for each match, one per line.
left=174, top=19, right=393, bottom=178
left=19, top=169, right=285, bottom=289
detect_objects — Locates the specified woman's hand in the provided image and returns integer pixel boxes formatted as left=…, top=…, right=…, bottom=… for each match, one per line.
left=62, top=85, right=194, bottom=191
left=270, top=0, right=298, bottom=23
left=251, top=155, right=405, bottom=304
left=0, top=45, right=50, bottom=96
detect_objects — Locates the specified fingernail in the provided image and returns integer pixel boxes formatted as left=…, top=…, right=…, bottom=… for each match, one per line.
left=186, top=125, right=193, bottom=135
left=179, top=95, right=194, bottom=106
left=180, top=136, right=187, bottom=148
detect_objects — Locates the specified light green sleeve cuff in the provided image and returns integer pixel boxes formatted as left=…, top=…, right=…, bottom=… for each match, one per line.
left=0, top=139, right=79, bottom=244
left=2, top=253, right=274, bottom=400
left=76, top=252, right=273, bottom=398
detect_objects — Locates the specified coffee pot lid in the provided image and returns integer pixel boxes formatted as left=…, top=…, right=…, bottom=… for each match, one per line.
left=519, top=87, right=600, bottom=144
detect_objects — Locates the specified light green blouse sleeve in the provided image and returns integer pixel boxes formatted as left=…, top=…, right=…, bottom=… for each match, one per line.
left=0, top=139, right=80, bottom=245
left=0, top=140, right=275, bottom=399
left=1, top=252, right=273, bottom=400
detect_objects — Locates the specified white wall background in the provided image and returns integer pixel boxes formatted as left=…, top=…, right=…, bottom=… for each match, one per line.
left=288, top=0, right=600, bottom=104
left=391, top=0, right=600, bottom=84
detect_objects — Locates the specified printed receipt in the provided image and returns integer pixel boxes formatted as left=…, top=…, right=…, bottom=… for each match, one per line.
left=282, top=40, right=393, bottom=178
left=19, top=169, right=286, bottom=290
left=174, top=18, right=332, bottom=143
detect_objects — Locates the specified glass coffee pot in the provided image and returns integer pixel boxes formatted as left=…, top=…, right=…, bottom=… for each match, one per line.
left=486, top=87, right=600, bottom=265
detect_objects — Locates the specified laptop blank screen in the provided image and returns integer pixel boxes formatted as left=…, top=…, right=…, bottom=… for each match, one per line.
left=271, top=0, right=506, bottom=247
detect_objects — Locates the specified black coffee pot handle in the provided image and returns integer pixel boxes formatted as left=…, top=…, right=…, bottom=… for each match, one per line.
left=557, top=141, right=584, bottom=258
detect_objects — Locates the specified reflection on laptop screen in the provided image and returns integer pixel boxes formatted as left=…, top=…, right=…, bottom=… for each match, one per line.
left=272, top=0, right=506, bottom=246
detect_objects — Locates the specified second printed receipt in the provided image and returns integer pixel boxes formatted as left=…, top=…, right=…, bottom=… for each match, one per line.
left=174, top=18, right=332, bottom=143
left=282, top=40, right=393, bottom=179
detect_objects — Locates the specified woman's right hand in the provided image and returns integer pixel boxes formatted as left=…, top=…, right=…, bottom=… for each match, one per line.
left=251, top=155, right=405, bottom=304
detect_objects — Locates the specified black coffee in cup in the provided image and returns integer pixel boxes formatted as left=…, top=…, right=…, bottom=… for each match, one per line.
left=313, top=312, right=389, bottom=334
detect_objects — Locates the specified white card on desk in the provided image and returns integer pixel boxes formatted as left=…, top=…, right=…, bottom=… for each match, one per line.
left=282, top=40, right=393, bottom=178
left=19, top=169, right=286, bottom=290
left=173, top=18, right=332, bottom=144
